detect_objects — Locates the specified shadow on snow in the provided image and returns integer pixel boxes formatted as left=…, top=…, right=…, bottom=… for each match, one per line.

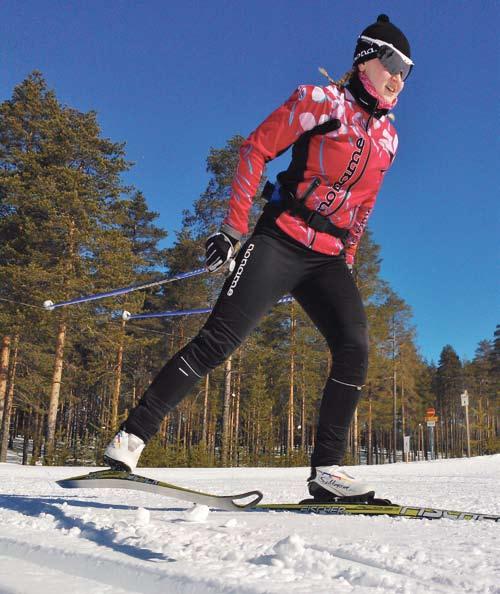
left=0, top=494, right=175, bottom=562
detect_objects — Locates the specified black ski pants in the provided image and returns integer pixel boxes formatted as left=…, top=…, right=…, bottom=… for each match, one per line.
left=124, top=224, right=368, bottom=466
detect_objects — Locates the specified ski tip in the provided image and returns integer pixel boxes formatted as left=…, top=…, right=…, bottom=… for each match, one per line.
left=57, top=469, right=130, bottom=489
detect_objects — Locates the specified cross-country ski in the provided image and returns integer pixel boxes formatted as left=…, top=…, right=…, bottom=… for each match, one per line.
left=58, top=468, right=499, bottom=522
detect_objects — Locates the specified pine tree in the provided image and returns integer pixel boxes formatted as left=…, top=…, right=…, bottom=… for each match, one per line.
left=0, top=72, right=152, bottom=462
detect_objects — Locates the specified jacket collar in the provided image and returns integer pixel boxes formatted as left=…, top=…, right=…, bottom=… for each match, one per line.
left=346, top=71, right=390, bottom=120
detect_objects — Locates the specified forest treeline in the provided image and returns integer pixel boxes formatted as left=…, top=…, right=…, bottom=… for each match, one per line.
left=0, top=73, right=498, bottom=467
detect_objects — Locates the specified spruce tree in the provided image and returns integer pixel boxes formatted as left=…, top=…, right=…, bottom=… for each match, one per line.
left=435, top=345, right=464, bottom=456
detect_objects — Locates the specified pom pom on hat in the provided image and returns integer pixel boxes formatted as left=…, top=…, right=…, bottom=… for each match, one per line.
left=353, top=14, right=411, bottom=65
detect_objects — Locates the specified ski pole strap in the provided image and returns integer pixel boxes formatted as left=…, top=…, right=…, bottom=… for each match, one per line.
left=262, top=181, right=350, bottom=241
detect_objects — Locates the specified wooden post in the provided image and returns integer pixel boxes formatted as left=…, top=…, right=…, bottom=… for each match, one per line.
left=461, top=390, right=471, bottom=457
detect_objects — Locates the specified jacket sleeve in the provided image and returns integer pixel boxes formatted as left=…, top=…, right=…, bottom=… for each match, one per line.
left=223, top=85, right=336, bottom=238
left=343, top=197, right=376, bottom=266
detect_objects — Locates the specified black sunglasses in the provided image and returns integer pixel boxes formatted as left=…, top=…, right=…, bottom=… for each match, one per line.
left=359, top=36, right=414, bottom=81
left=377, top=45, right=413, bottom=81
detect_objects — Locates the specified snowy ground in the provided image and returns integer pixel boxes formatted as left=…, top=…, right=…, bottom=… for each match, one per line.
left=0, top=456, right=498, bottom=594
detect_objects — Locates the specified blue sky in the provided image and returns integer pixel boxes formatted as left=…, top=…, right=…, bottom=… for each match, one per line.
left=2, top=0, right=498, bottom=363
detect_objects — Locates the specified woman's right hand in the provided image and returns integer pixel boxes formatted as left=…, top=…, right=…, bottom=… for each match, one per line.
left=205, top=231, right=241, bottom=273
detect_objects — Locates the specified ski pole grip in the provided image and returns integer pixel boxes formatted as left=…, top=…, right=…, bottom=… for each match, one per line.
left=298, top=177, right=320, bottom=203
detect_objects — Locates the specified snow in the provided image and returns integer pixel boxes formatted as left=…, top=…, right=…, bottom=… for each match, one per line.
left=184, top=504, right=210, bottom=523
left=135, top=507, right=151, bottom=525
left=0, top=456, right=498, bottom=594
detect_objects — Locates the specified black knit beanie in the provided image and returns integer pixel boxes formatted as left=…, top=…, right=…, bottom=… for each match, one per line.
left=353, top=14, right=411, bottom=66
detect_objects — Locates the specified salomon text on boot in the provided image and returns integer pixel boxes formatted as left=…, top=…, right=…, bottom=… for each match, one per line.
left=308, top=466, right=375, bottom=502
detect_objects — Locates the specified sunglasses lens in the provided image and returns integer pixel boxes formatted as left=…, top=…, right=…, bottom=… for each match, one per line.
left=378, top=46, right=412, bottom=81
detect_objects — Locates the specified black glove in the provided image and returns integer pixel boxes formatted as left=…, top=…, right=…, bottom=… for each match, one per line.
left=205, top=230, right=240, bottom=273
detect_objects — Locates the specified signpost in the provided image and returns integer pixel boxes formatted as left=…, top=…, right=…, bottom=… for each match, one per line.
left=461, top=390, right=471, bottom=457
left=403, top=435, right=411, bottom=462
left=424, top=407, right=438, bottom=460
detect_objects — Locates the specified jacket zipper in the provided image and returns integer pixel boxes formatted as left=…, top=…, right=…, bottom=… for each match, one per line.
left=365, top=104, right=376, bottom=131
left=311, top=103, right=377, bottom=250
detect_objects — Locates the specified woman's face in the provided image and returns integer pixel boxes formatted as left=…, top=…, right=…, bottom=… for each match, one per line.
left=358, top=58, right=404, bottom=103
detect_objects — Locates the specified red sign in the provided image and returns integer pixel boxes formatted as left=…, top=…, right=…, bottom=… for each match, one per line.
left=426, top=407, right=436, bottom=417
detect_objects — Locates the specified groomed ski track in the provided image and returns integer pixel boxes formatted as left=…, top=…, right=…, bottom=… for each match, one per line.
left=0, top=455, right=498, bottom=594
left=0, top=532, right=452, bottom=594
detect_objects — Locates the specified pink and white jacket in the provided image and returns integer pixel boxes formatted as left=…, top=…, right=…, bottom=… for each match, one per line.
left=223, top=82, right=398, bottom=265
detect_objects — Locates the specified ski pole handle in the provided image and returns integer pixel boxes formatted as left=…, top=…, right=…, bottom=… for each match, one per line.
left=298, top=177, right=320, bottom=203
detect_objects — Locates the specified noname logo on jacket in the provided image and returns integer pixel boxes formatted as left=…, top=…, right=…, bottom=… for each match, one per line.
left=318, top=137, right=366, bottom=213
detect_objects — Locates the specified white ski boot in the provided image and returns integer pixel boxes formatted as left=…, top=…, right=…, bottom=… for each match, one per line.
left=104, top=429, right=145, bottom=472
left=308, top=465, right=375, bottom=501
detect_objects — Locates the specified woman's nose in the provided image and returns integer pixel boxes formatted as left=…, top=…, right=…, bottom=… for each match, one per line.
left=391, top=72, right=403, bottom=85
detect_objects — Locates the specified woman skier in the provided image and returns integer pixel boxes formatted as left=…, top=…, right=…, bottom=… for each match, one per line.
left=105, top=14, right=413, bottom=501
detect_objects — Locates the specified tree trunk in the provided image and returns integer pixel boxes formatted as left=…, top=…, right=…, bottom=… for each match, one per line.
left=367, top=388, right=373, bottom=465
left=0, top=336, right=11, bottom=426
left=233, top=356, right=241, bottom=465
left=400, top=376, right=406, bottom=461
left=110, top=319, right=126, bottom=431
left=31, top=412, right=43, bottom=464
left=352, top=407, right=358, bottom=463
left=287, top=303, right=295, bottom=455
left=22, top=409, right=33, bottom=466
left=131, top=383, right=137, bottom=408
left=221, top=356, right=232, bottom=466
left=45, top=319, right=67, bottom=463
left=201, top=374, right=209, bottom=445
left=0, top=335, right=19, bottom=462
left=160, top=415, right=169, bottom=446
left=300, top=392, right=306, bottom=452
left=478, top=397, right=483, bottom=455
left=65, top=395, right=74, bottom=450
left=209, top=413, right=216, bottom=463
left=176, top=409, right=182, bottom=448
left=392, top=367, right=397, bottom=463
